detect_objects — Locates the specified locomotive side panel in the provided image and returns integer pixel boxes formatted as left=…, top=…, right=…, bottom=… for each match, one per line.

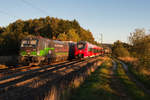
left=53, top=41, right=69, bottom=61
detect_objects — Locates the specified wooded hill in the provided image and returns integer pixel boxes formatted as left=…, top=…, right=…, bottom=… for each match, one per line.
left=0, top=16, right=99, bottom=55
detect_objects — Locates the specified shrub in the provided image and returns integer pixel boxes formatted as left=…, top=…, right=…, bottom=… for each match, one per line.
left=113, top=47, right=130, bottom=57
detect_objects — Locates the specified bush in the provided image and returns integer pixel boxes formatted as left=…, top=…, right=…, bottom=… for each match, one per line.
left=113, top=47, right=130, bottom=57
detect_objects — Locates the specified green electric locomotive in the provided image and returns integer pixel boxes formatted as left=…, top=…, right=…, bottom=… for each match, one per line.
left=19, top=36, right=69, bottom=65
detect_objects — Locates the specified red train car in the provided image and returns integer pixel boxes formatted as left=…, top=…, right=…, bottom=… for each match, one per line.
left=75, top=41, right=103, bottom=58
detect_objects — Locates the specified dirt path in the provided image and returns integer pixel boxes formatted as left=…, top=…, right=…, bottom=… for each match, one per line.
left=110, top=60, right=130, bottom=100
left=71, top=58, right=150, bottom=100
left=70, top=58, right=132, bottom=100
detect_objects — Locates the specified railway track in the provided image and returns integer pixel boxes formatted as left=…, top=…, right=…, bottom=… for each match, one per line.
left=0, top=59, right=84, bottom=89
left=0, top=56, right=101, bottom=100
left=0, top=60, right=74, bottom=81
left=0, top=60, right=71, bottom=77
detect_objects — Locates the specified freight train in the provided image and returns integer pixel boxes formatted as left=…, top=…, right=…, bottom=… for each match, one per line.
left=19, top=36, right=103, bottom=65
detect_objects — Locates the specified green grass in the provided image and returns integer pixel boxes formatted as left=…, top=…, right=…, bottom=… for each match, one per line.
left=69, top=58, right=150, bottom=100
left=70, top=59, right=119, bottom=100
left=128, top=63, right=150, bottom=90
left=116, top=61, right=150, bottom=100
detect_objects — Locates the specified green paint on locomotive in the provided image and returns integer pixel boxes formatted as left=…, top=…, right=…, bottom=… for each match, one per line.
left=31, top=51, right=37, bottom=56
left=21, top=51, right=27, bottom=56
left=56, top=52, right=68, bottom=55
left=39, top=47, right=54, bottom=56
left=21, top=51, right=37, bottom=56
left=21, top=47, right=55, bottom=56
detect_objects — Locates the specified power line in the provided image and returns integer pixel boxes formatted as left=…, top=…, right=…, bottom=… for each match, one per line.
left=0, top=9, right=18, bottom=19
left=21, top=0, right=49, bottom=15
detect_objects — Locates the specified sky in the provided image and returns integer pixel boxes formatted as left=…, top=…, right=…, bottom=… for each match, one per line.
left=0, top=0, right=150, bottom=43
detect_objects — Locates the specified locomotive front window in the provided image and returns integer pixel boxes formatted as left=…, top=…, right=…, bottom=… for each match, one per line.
left=21, top=39, right=38, bottom=47
left=22, top=40, right=28, bottom=44
left=30, top=40, right=38, bottom=46
left=77, top=43, right=85, bottom=50
left=21, top=40, right=28, bottom=47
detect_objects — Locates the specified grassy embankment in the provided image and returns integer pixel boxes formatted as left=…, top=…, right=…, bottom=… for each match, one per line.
left=128, top=64, right=150, bottom=90
left=70, top=58, right=119, bottom=100
left=119, top=57, right=150, bottom=91
left=116, top=60, right=150, bottom=100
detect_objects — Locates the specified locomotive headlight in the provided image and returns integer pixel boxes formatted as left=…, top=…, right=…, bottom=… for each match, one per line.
left=37, top=51, right=40, bottom=55
left=49, top=50, right=51, bottom=54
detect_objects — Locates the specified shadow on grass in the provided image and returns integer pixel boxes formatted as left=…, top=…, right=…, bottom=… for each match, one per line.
left=70, top=65, right=120, bottom=100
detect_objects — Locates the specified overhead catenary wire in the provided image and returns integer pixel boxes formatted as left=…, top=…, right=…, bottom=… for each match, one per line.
left=21, top=0, right=49, bottom=15
left=0, top=9, right=18, bottom=19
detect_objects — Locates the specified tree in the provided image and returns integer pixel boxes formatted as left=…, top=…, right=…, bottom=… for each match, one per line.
left=57, top=33, right=68, bottom=41
left=0, top=27, right=4, bottom=34
left=79, top=28, right=94, bottom=43
left=0, top=16, right=97, bottom=55
left=112, top=40, right=130, bottom=57
left=129, top=28, right=150, bottom=69
left=129, top=28, right=146, bottom=45
left=129, top=28, right=147, bottom=57
left=113, top=47, right=130, bottom=57
left=67, top=28, right=80, bottom=42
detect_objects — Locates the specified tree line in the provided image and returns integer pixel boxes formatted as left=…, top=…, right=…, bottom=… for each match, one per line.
left=0, top=16, right=99, bottom=55
left=112, top=28, right=150, bottom=70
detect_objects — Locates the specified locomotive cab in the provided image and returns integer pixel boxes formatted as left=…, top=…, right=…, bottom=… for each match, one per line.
left=77, top=42, right=85, bottom=50
left=21, top=39, right=38, bottom=48
left=19, top=37, right=40, bottom=64
left=75, top=41, right=87, bottom=58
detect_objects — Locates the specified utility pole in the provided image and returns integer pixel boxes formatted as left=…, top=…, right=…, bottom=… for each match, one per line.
left=101, top=33, right=103, bottom=45
left=99, top=33, right=103, bottom=46
left=97, top=33, right=103, bottom=46
left=100, top=33, right=104, bottom=55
